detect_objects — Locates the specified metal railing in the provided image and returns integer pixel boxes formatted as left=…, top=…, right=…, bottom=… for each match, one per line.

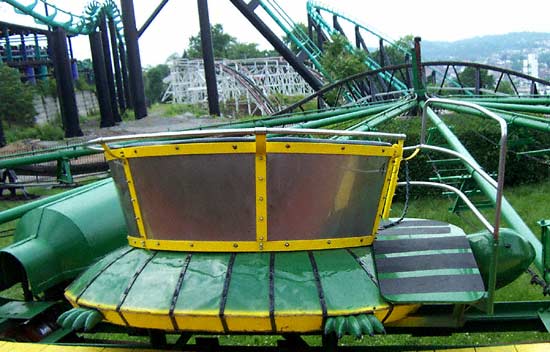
left=421, top=97, right=508, bottom=314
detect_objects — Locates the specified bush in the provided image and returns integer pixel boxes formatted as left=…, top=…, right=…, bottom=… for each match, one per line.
left=5, top=123, right=65, bottom=143
left=0, top=64, right=36, bottom=127
left=379, top=113, right=550, bottom=191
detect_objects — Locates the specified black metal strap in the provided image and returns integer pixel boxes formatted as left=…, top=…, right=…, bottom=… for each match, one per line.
left=382, top=303, right=394, bottom=323
left=269, top=253, right=276, bottom=333
left=219, top=253, right=237, bottom=333
left=169, top=253, right=193, bottom=331
left=346, top=248, right=378, bottom=287
left=116, top=252, right=157, bottom=325
left=308, top=251, right=327, bottom=321
left=76, top=247, right=135, bottom=303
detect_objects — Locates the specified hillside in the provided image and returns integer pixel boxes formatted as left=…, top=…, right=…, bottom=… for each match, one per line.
left=423, top=32, right=550, bottom=60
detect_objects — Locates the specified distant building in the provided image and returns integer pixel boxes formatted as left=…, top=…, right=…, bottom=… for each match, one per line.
left=523, top=53, right=539, bottom=78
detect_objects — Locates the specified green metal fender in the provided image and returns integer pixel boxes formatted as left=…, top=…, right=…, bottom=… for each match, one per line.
left=0, top=179, right=127, bottom=295
left=469, top=228, right=535, bottom=289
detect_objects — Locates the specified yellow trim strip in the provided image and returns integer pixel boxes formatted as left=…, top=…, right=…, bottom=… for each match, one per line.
left=267, top=141, right=396, bottom=157
left=383, top=140, right=404, bottom=219
left=255, top=134, right=268, bottom=249
left=127, top=235, right=375, bottom=252
left=122, top=159, right=147, bottom=238
left=106, top=142, right=255, bottom=160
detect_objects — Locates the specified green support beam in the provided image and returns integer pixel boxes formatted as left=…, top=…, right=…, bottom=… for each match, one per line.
left=0, top=148, right=98, bottom=170
left=0, top=179, right=111, bottom=225
left=431, top=101, right=550, bottom=133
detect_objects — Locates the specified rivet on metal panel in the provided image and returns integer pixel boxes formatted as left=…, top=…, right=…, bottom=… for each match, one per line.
left=135, top=216, right=140, bottom=221
left=259, top=216, right=264, bottom=221
left=258, top=176, right=264, bottom=181
left=285, top=242, right=290, bottom=247
left=285, top=144, right=291, bottom=149
left=140, top=241, right=145, bottom=246
left=156, top=242, right=160, bottom=246
left=327, top=240, right=332, bottom=245
left=134, top=150, right=138, bottom=154
left=360, top=238, right=364, bottom=243
left=382, top=149, right=385, bottom=153
left=131, top=198, right=136, bottom=202
left=233, top=243, right=239, bottom=248
left=127, top=180, right=132, bottom=184
left=341, top=147, right=345, bottom=151
left=232, top=145, right=238, bottom=150
left=259, top=155, right=264, bottom=160
left=175, top=146, right=180, bottom=151
left=259, top=196, right=264, bottom=201
left=190, top=243, right=194, bottom=248
left=259, top=243, right=264, bottom=250
left=259, top=236, right=264, bottom=241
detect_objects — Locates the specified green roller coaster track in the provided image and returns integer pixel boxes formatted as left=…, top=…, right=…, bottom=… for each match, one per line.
left=0, top=0, right=125, bottom=44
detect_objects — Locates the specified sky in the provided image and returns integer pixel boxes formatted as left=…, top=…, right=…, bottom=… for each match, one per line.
left=1, top=0, right=549, bottom=66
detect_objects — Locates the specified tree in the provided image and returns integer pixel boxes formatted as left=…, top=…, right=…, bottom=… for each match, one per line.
left=320, top=34, right=368, bottom=81
left=144, top=64, right=170, bottom=104
left=459, top=67, right=495, bottom=90
left=283, top=23, right=317, bottom=55
left=225, top=43, right=266, bottom=60
left=183, top=24, right=276, bottom=60
left=368, top=35, right=414, bottom=67
left=0, top=64, right=36, bottom=130
left=184, top=24, right=236, bottom=59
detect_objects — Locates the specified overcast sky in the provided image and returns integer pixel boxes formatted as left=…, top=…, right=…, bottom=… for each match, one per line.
left=1, top=0, right=549, bottom=66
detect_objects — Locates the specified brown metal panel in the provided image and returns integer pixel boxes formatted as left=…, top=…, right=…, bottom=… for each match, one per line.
left=267, top=154, right=389, bottom=241
left=128, top=154, right=256, bottom=241
left=109, top=160, right=140, bottom=237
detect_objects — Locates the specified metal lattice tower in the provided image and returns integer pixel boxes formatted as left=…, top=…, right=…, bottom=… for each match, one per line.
left=162, top=57, right=316, bottom=116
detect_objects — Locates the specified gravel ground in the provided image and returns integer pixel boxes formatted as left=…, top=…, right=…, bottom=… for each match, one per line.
left=81, top=112, right=231, bottom=139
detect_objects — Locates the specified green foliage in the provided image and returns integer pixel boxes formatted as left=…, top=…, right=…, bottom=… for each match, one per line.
left=458, top=67, right=495, bottom=89
left=183, top=24, right=275, bottom=60
left=369, top=35, right=414, bottom=66
left=320, top=34, right=368, bottom=81
left=143, top=64, right=170, bottom=104
left=185, top=24, right=236, bottom=59
left=380, top=113, right=550, bottom=193
left=149, top=103, right=208, bottom=117
left=0, top=64, right=36, bottom=127
left=34, top=78, right=57, bottom=97
left=4, top=122, right=64, bottom=142
left=283, top=23, right=314, bottom=55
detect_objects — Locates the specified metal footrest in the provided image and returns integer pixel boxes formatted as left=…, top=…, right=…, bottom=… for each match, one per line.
left=374, top=219, right=485, bottom=304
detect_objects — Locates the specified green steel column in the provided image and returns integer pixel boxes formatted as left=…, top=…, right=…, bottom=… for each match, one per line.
left=423, top=104, right=544, bottom=276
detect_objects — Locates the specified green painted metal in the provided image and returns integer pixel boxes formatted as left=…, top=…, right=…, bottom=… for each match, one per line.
left=474, top=101, right=550, bottom=115
left=0, top=179, right=109, bottom=225
left=0, top=147, right=98, bottom=170
left=306, top=2, right=409, bottom=91
left=432, top=101, right=550, bottom=133
left=540, top=220, right=550, bottom=285
left=67, top=246, right=387, bottom=328
left=0, top=179, right=127, bottom=294
left=340, top=99, right=418, bottom=136
left=459, top=97, right=550, bottom=105
left=2, top=0, right=125, bottom=42
left=0, top=301, right=56, bottom=320
left=469, top=228, right=535, bottom=289
left=423, top=105, right=544, bottom=278
left=57, top=307, right=103, bottom=332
